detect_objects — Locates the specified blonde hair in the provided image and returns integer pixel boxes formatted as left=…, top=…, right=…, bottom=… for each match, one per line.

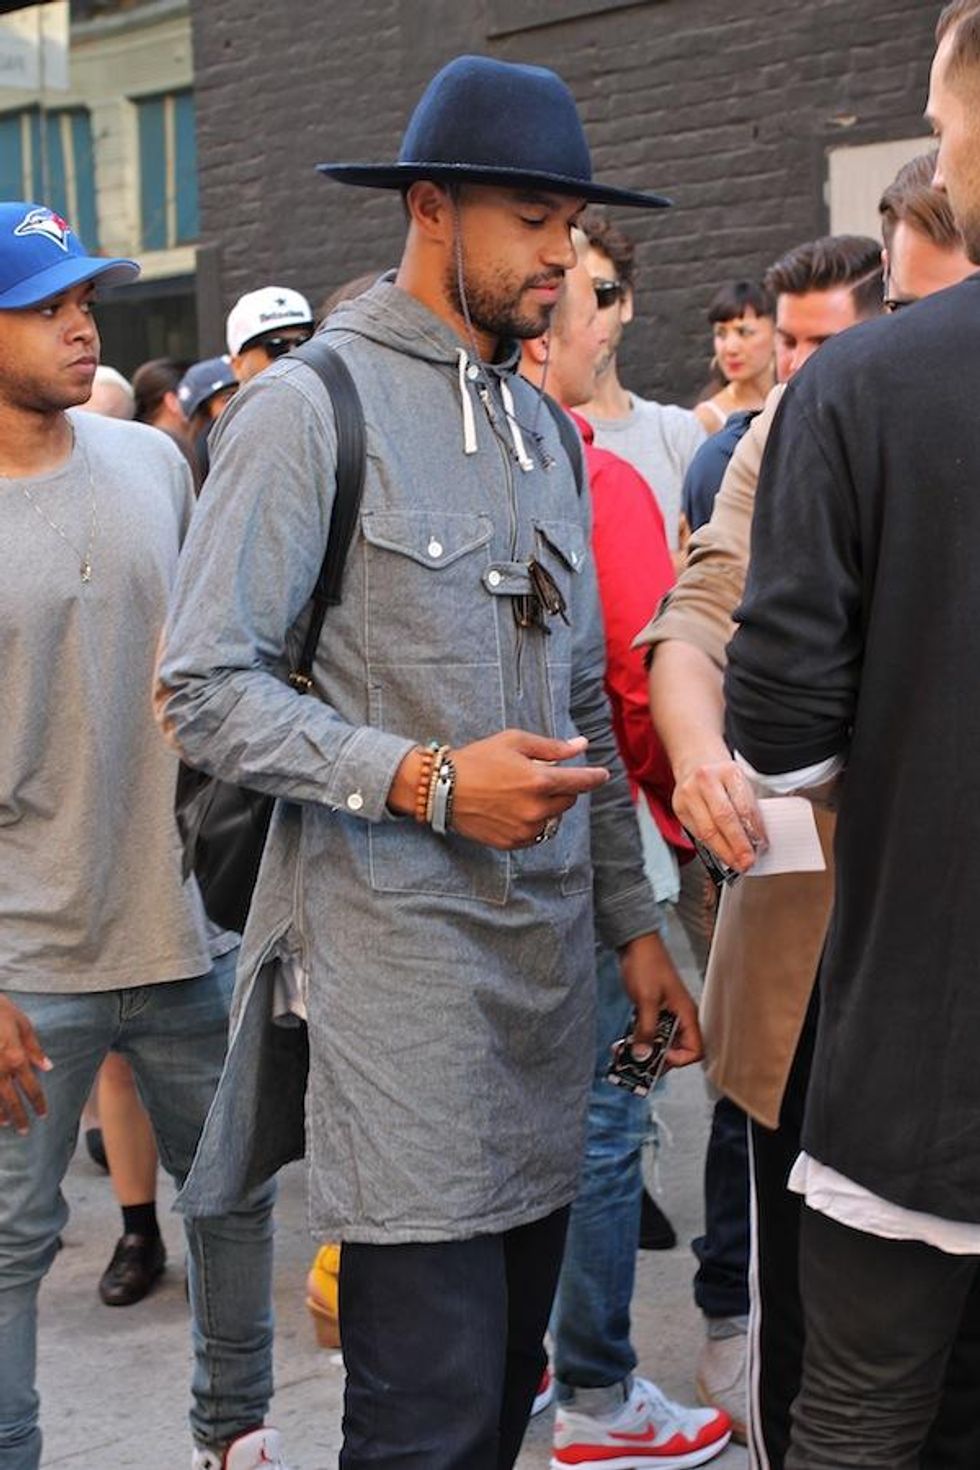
left=879, top=151, right=963, bottom=253
left=937, top=1, right=980, bottom=79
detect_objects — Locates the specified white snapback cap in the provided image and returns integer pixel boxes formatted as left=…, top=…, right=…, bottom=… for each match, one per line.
left=226, top=285, right=313, bottom=357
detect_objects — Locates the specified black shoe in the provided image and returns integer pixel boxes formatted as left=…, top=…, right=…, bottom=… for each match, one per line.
left=98, top=1232, right=166, bottom=1306
left=638, top=1190, right=677, bottom=1251
left=85, top=1126, right=108, bottom=1172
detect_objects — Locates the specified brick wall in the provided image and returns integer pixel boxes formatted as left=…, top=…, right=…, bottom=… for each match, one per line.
left=191, top=0, right=940, bottom=403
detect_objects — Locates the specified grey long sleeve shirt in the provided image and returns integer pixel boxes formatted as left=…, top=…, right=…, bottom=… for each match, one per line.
left=158, top=281, right=661, bottom=1240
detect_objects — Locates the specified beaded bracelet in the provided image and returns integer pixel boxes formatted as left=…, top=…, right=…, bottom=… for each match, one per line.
left=425, top=744, right=451, bottom=825
left=413, top=740, right=441, bottom=824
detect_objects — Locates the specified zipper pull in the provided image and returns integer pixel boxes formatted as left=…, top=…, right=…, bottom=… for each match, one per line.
left=476, top=380, right=500, bottom=429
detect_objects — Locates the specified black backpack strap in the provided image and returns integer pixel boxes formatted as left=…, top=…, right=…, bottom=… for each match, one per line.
left=287, top=338, right=366, bottom=691
left=540, top=391, right=585, bottom=497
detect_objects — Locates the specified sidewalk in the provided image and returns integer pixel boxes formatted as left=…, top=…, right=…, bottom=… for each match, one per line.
left=37, top=1045, right=747, bottom=1469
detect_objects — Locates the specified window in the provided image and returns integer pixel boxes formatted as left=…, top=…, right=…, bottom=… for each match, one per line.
left=136, top=88, right=198, bottom=251
left=0, top=107, right=99, bottom=248
left=827, top=138, right=931, bottom=239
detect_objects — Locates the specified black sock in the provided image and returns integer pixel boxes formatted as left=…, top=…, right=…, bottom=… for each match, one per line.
left=121, top=1201, right=160, bottom=1239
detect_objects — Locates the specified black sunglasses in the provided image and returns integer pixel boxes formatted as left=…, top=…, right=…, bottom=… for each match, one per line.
left=512, top=559, right=569, bottom=634
left=259, top=330, right=314, bottom=360
left=593, top=279, right=625, bottom=309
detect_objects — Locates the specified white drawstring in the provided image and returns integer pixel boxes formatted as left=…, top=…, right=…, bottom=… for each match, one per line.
left=450, top=192, right=539, bottom=473
left=500, top=377, right=534, bottom=473
left=456, top=348, right=478, bottom=456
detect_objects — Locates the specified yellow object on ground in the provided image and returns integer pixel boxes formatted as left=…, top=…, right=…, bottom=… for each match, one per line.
left=306, top=1242, right=341, bottom=1349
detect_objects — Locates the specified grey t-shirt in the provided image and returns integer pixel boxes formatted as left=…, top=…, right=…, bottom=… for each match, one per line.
left=583, top=395, right=706, bottom=549
left=0, top=411, right=209, bottom=992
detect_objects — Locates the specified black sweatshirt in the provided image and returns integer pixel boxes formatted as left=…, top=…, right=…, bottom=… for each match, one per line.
left=725, top=275, right=980, bottom=1222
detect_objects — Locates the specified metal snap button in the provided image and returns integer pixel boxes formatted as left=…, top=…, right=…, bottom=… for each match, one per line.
left=346, top=791, right=364, bottom=811
left=427, top=539, right=444, bottom=559
left=488, top=569, right=502, bottom=587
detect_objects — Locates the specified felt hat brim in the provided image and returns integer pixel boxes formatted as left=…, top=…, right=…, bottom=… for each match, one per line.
left=317, top=161, right=671, bottom=211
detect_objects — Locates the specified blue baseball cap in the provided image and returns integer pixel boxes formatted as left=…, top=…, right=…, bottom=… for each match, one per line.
left=177, top=355, right=238, bottom=420
left=0, top=201, right=139, bottom=309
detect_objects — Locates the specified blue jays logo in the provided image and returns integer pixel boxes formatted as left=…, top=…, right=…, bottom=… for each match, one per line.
left=13, top=207, right=72, bottom=252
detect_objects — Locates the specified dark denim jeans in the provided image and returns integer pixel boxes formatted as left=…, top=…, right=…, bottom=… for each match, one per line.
left=338, top=1206, right=569, bottom=1469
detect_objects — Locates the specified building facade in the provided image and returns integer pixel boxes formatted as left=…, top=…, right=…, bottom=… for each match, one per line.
left=189, top=0, right=939, bottom=403
left=1, top=0, right=198, bottom=372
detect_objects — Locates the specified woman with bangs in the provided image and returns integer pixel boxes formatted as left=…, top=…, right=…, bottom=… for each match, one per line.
left=694, top=279, right=776, bottom=434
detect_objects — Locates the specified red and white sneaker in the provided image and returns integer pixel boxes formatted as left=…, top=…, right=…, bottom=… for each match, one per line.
left=192, top=1427, right=291, bottom=1469
left=533, top=1364, right=557, bottom=1415
left=551, top=1375, right=731, bottom=1469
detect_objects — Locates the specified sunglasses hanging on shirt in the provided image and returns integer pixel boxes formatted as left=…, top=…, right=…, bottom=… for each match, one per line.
left=512, top=559, right=569, bottom=633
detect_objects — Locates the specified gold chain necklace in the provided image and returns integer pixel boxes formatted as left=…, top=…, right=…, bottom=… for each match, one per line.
left=13, top=429, right=97, bottom=583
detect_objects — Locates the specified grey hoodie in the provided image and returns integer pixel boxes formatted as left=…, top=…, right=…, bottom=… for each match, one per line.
left=158, top=279, right=661, bottom=1241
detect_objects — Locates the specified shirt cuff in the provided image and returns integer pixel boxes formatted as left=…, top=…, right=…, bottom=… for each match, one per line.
left=597, top=880, right=666, bottom=951
left=322, top=726, right=418, bottom=822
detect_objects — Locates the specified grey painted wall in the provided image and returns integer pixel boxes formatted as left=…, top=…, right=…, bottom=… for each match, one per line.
left=190, top=0, right=939, bottom=403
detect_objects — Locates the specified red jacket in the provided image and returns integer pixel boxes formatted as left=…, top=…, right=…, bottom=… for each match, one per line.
left=571, top=411, right=691, bottom=857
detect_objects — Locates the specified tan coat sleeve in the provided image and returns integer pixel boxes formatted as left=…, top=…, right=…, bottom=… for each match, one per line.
left=633, top=384, right=786, bottom=671
left=630, top=384, right=836, bottom=1126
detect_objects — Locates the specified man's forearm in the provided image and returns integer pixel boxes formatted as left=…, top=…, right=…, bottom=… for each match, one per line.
left=648, top=639, right=728, bottom=782
left=648, top=637, right=764, bottom=869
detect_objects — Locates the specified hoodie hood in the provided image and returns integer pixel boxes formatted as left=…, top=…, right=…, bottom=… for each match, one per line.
left=323, top=274, right=520, bottom=372
left=322, top=276, right=538, bottom=468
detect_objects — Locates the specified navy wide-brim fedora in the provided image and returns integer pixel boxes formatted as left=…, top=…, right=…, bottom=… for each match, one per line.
left=317, top=55, right=671, bottom=211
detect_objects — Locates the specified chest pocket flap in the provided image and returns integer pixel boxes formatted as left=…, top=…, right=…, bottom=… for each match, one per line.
left=534, top=518, right=588, bottom=575
left=362, top=511, right=493, bottom=569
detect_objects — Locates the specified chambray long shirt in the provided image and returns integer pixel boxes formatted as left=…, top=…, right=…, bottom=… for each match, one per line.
left=158, top=281, right=661, bottom=1242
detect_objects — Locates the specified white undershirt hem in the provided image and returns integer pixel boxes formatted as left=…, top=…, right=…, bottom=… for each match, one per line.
left=788, top=1153, right=980, bottom=1256
left=734, top=750, right=843, bottom=795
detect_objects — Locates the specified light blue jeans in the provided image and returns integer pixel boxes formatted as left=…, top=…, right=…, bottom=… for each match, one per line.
left=0, top=952, right=277, bottom=1470
left=551, top=943, right=653, bottom=1398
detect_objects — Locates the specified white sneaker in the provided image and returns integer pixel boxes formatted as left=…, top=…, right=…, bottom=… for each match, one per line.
left=696, top=1328, right=748, bottom=1445
left=551, top=1376, right=731, bottom=1469
left=533, top=1363, right=556, bottom=1415
left=192, top=1427, right=290, bottom=1469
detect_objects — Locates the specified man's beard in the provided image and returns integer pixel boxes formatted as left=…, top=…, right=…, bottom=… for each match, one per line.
left=10, top=371, right=95, bottom=415
left=446, top=258, right=563, bottom=344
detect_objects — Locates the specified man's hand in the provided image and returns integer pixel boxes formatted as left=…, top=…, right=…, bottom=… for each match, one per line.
left=649, top=641, right=765, bottom=873
left=617, top=930, right=702, bottom=1068
left=0, top=996, right=51, bottom=1134
left=672, top=750, right=766, bottom=873
left=389, top=730, right=609, bottom=850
